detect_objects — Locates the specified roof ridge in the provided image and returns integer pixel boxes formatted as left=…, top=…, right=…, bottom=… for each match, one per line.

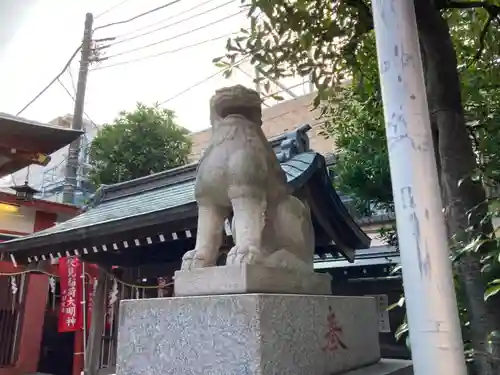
left=97, top=124, right=311, bottom=192
left=101, top=162, right=198, bottom=194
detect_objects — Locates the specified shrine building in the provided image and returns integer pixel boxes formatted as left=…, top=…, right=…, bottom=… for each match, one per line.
left=0, top=113, right=83, bottom=375
left=0, top=124, right=374, bottom=375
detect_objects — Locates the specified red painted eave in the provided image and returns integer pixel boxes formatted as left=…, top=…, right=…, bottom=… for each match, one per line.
left=0, top=191, right=79, bottom=215
left=0, top=112, right=83, bottom=177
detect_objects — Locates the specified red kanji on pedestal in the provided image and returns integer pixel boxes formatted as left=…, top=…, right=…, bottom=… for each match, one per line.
left=322, top=306, right=348, bottom=352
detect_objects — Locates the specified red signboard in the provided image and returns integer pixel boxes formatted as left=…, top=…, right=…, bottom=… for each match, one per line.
left=58, top=257, right=84, bottom=332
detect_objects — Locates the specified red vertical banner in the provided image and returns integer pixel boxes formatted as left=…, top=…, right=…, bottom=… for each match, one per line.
left=58, top=257, right=83, bottom=332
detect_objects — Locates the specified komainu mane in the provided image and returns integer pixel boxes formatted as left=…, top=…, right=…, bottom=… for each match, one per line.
left=181, top=85, right=315, bottom=271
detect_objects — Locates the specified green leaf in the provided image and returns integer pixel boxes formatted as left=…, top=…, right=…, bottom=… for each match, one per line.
left=390, top=265, right=402, bottom=275
left=387, top=296, right=405, bottom=311
left=88, top=103, right=191, bottom=187
left=395, top=321, right=408, bottom=341
left=485, top=284, right=500, bottom=300
left=263, top=80, right=271, bottom=93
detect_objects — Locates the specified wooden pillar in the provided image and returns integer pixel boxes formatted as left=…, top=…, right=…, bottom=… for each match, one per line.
left=72, top=329, right=84, bottom=375
left=84, top=269, right=107, bottom=375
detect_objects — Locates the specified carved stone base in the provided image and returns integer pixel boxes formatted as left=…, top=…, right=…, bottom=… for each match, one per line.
left=116, top=294, right=381, bottom=375
left=173, top=264, right=332, bottom=296
left=344, top=360, right=413, bottom=375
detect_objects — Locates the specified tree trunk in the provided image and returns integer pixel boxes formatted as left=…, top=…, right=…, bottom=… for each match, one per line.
left=415, top=1, right=500, bottom=373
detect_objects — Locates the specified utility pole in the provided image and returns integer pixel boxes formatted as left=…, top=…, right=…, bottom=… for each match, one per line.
left=62, top=12, right=93, bottom=205
left=371, top=2, right=467, bottom=375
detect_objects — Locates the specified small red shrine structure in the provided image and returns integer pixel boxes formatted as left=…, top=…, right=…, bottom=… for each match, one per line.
left=0, top=113, right=82, bottom=375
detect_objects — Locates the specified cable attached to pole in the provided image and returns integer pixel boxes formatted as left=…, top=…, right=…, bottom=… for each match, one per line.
left=104, top=0, right=237, bottom=48
left=159, top=56, right=248, bottom=105
left=99, top=11, right=244, bottom=60
left=93, top=0, right=182, bottom=31
left=95, top=0, right=134, bottom=19
left=114, top=0, right=224, bottom=39
left=16, top=46, right=82, bottom=116
left=57, top=77, right=97, bottom=127
left=91, top=33, right=234, bottom=71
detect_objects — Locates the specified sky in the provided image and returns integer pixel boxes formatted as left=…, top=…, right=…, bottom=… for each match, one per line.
left=0, top=0, right=311, bottom=134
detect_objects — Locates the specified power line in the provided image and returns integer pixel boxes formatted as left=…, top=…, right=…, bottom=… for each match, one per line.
left=91, top=33, right=234, bottom=71
left=95, top=0, right=134, bottom=19
left=115, top=0, right=224, bottom=39
left=100, top=11, right=244, bottom=60
left=159, top=56, right=248, bottom=105
left=67, top=65, right=77, bottom=95
left=56, top=78, right=98, bottom=128
left=105, top=0, right=237, bottom=48
left=93, top=0, right=183, bottom=31
left=261, top=81, right=311, bottom=100
left=16, top=46, right=82, bottom=116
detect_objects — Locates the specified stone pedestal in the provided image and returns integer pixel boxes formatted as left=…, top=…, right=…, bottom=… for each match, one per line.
left=174, top=264, right=332, bottom=296
left=116, top=293, right=381, bottom=375
left=344, top=359, right=413, bottom=375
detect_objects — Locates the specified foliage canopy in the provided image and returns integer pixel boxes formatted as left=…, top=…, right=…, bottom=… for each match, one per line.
left=88, top=103, right=192, bottom=186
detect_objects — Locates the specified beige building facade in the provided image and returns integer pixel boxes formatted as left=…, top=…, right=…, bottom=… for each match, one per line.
left=189, top=93, right=333, bottom=162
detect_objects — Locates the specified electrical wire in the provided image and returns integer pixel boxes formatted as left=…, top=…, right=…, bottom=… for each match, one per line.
left=91, top=33, right=234, bottom=71
left=261, top=81, right=311, bottom=100
left=16, top=46, right=82, bottom=116
left=93, top=0, right=183, bottom=31
left=67, top=65, right=77, bottom=95
left=105, top=0, right=237, bottom=48
left=100, top=10, right=244, bottom=60
left=115, top=0, right=225, bottom=39
left=159, top=55, right=248, bottom=105
left=56, top=77, right=98, bottom=129
left=95, top=0, right=135, bottom=19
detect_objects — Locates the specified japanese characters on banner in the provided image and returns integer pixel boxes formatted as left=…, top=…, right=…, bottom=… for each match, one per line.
left=58, top=257, right=83, bottom=332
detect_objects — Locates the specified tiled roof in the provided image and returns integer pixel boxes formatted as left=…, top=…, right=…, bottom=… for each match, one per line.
left=1, top=152, right=320, bottom=246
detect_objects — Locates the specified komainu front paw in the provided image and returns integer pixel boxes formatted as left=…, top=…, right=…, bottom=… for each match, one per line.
left=226, top=245, right=264, bottom=266
left=181, top=250, right=210, bottom=270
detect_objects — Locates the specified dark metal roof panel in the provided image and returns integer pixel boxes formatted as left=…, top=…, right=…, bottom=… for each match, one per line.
left=14, top=180, right=196, bottom=242
left=0, top=152, right=318, bottom=248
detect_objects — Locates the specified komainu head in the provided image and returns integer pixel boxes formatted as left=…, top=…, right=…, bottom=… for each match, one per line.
left=209, top=85, right=263, bottom=126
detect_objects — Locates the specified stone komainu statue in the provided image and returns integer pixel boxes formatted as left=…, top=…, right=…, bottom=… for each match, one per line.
left=181, top=85, right=315, bottom=271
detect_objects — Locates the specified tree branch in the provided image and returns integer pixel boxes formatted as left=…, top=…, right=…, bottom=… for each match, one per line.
left=469, top=13, right=495, bottom=65
left=441, top=1, right=500, bottom=66
left=342, top=0, right=374, bottom=69
left=442, top=1, right=499, bottom=11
